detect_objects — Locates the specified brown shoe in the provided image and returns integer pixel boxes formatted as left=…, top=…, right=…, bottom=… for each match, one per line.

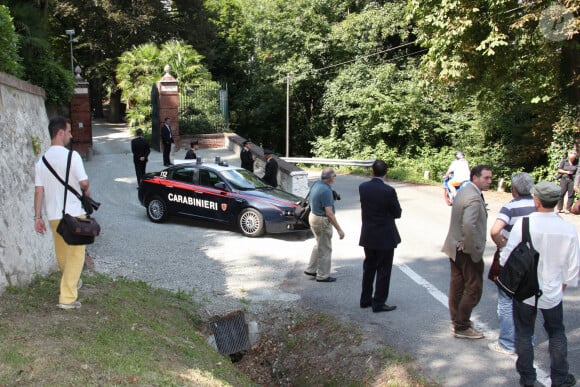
left=454, top=327, right=484, bottom=339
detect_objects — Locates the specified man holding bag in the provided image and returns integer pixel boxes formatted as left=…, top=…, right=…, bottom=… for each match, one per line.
left=34, top=116, right=90, bottom=310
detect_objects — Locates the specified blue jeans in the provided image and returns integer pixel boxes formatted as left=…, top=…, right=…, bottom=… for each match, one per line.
left=514, top=300, right=570, bottom=386
left=497, top=288, right=515, bottom=351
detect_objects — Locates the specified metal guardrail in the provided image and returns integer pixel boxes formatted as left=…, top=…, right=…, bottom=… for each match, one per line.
left=280, top=157, right=375, bottom=167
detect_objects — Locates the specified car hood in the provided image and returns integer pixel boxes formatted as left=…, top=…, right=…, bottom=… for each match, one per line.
left=240, top=187, right=304, bottom=206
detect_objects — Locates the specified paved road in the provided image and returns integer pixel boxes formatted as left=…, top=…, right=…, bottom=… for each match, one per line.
left=86, top=120, right=579, bottom=386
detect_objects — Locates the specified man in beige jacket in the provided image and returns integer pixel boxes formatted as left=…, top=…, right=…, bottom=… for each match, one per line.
left=442, top=164, right=492, bottom=339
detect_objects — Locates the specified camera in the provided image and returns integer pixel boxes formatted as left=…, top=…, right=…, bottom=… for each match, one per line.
left=82, top=195, right=101, bottom=214
left=332, top=190, right=341, bottom=201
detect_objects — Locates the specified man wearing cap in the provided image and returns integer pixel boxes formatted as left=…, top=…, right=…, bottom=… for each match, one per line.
left=304, top=167, right=345, bottom=282
left=185, top=140, right=199, bottom=160
left=240, top=140, right=254, bottom=172
left=442, top=164, right=492, bottom=339
left=262, top=149, right=278, bottom=187
left=500, top=181, right=579, bottom=387
left=131, top=128, right=150, bottom=188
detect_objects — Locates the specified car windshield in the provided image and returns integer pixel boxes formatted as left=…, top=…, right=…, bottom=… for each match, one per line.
left=221, top=169, right=271, bottom=190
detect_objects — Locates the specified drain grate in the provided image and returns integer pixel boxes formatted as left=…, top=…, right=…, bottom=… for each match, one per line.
left=209, top=310, right=251, bottom=355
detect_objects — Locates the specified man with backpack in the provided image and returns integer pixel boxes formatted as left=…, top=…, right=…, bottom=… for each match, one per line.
left=500, top=181, right=579, bottom=387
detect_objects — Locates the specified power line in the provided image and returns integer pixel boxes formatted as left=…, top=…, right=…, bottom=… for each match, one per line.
left=287, top=41, right=418, bottom=79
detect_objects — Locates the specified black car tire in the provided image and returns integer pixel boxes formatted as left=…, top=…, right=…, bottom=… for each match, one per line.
left=147, top=195, right=169, bottom=223
left=238, top=208, right=265, bottom=237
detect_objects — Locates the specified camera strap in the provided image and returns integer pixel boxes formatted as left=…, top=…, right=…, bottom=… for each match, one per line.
left=42, top=151, right=83, bottom=206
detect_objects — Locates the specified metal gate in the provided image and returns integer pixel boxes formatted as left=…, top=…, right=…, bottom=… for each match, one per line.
left=178, top=82, right=228, bottom=135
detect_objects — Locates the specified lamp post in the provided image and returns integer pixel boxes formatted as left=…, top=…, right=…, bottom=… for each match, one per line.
left=65, top=29, right=76, bottom=75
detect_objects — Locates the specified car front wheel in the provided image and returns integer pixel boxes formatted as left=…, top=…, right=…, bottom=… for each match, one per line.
left=147, top=196, right=168, bottom=223
left=238, top=208, right=265, bottom=237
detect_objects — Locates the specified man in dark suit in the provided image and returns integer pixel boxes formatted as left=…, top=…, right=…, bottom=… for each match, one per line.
left=442, top=164, right=492, bottom=339
left=160, top=117, right=173, bottom=166
left=240, top=140, right=254, bottom=172
left=131, top=128, right=150, bottom=188
left=358, top=160, right=402, bottom=313
left=263, top=149, right=278, bottom=187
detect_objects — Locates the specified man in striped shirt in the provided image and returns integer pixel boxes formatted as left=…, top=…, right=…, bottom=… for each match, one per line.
left=488, top=172, right=536, bottom=355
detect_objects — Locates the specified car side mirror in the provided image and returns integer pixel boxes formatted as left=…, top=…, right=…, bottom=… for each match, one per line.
left=214, top=182, right=227, bottom=191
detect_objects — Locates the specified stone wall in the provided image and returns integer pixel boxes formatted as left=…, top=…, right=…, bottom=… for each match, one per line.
left=0, top=72, right=57, bottom=293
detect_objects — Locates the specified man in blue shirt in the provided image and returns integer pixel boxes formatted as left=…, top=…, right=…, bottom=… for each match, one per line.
left=304, top=168, right=345, bottom=282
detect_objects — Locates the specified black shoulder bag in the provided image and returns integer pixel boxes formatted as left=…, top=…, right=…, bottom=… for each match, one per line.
left=496, top=217, right=543, bottom=308
left=43, top=150, right=100, bottom=245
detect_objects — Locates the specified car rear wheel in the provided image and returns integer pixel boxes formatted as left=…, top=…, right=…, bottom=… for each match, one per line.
left=238, top=208, right=265, bottom=237
left=147, top=196, right=168, bottom=223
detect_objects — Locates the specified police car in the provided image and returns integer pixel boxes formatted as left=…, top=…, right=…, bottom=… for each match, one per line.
left=138, top=162, right=309, bottom=237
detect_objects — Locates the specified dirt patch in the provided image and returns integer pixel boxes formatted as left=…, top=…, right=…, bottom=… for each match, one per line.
left=232, top=307, right=432, bottom=386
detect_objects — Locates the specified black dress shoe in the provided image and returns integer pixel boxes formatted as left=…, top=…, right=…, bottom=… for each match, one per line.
left=304, top=271, right=316, bottom=277
left=373, top=304, right=396, bottom=313
left=316, top=276, right=336, bottom=283
left=552, top=374, right=576, bottom=387
left=360, top=303, right=372, bottom=309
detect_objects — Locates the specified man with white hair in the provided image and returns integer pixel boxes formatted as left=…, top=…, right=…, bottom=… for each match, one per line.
left=488, top=172, right=536, bottom=355
left=304, top=168, right=345, bottom=282
left=500, top=181, right=579, bottom=387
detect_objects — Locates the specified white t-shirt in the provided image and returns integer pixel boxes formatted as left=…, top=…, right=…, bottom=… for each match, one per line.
left=35, top=146, right=88, bottom=220
left=448, top=159, right=470, bottom=182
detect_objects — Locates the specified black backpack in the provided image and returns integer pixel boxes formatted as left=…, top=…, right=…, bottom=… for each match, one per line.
left=496, top=217, right=543, bottom=307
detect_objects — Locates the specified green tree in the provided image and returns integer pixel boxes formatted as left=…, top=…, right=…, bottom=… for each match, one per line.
left=0, top=5, right=23, bottom=77
left=116, top=40, right=217, bottom=131
left=2, top=1, right=74, bottom=105
left=407, top=0, right=579, bottom=170
left=50, top=0, right=174, bottom=119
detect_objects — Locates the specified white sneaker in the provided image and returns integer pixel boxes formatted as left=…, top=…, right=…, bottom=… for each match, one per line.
left=57, top=301, right=82, bottom=310
left=488, top=341, right=515, bottom=355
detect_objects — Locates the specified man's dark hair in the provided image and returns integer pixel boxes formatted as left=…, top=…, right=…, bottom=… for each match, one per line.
left=470, top=164, right=492, bottom=181
left=537, top=197, right=558, bottom=209
left=48, top=116, right=69, bottom=139
left=372, top=160, right=387, bottom=177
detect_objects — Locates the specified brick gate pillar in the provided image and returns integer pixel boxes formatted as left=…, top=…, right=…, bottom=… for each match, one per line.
left=70, top=67, right=93, bottom=159
left=156, top=65, right=180, bottom=152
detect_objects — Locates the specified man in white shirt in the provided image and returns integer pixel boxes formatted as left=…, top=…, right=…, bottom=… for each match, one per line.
left=444, top=151, right=470, bottom=197
left=500, top=181, right=579, bottom=387
left=34, top=116, right=90, bottom=310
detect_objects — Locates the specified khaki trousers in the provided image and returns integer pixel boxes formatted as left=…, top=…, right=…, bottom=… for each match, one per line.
left=306, top=214, right=333, bottom=280
left=49, top=219, right=85, bottom=304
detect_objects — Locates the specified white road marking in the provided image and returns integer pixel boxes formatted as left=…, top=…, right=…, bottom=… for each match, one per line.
left=397, top=263, right=551, bottom=387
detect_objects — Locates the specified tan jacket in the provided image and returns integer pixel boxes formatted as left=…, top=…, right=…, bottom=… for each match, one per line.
left=441, top=183, right=488, bottom=262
